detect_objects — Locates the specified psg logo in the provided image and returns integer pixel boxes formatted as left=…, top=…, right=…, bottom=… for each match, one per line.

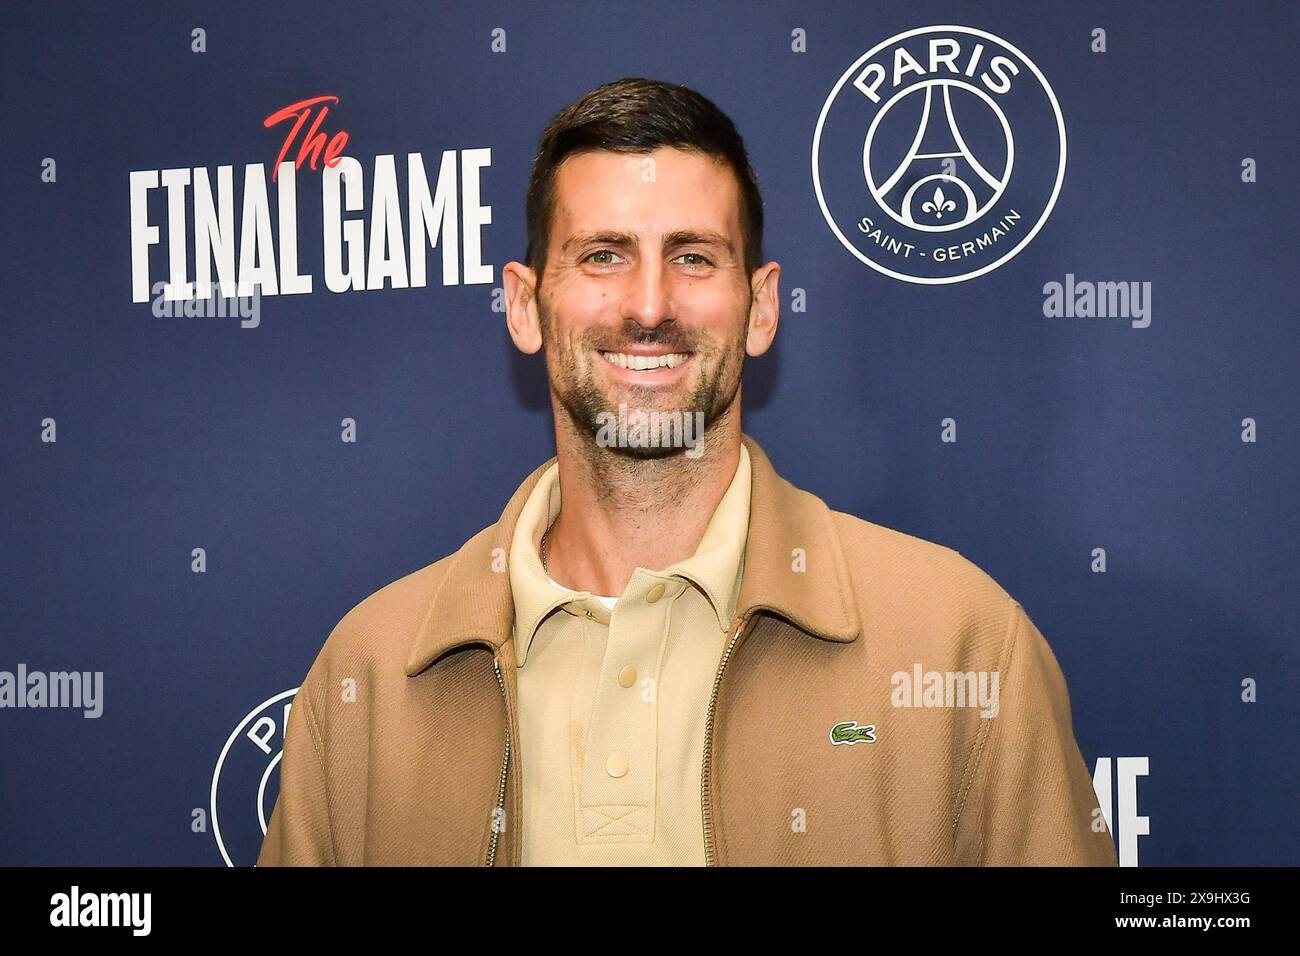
left=210, top=688, right=297, bottom=866
left=812, top=25, right=1067, bottom=284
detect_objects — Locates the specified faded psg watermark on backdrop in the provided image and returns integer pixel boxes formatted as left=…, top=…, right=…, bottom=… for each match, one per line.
left=209, top=688, right=297, bottom=866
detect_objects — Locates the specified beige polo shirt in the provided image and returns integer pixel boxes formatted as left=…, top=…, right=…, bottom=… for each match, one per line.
left=507, top=444, right=751, bottom=865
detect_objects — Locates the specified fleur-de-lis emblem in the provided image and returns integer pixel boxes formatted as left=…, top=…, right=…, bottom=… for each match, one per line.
left=921, top=185, right=957, bottom=220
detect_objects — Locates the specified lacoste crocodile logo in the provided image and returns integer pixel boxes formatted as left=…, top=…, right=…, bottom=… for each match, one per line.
left=829, top=720, right=877, bottom=745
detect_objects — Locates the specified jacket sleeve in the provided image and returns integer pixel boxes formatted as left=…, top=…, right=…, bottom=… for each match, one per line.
left=257, top=680, right=337, bottom=866
left=952, top=599, right=1118, bottom=866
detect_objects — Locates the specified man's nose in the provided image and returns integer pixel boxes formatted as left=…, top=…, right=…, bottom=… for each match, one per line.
left=621, top=258, right=674, bottom=330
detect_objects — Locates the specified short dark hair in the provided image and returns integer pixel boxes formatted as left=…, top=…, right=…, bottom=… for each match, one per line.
left=524, top=77, right=765, bottom=287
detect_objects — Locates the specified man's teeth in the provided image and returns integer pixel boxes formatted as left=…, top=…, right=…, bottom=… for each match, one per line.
left=600, top=351, right=690, bottom=370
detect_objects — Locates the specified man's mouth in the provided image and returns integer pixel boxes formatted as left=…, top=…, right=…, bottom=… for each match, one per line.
left=599, top=350, right=692, bottom=372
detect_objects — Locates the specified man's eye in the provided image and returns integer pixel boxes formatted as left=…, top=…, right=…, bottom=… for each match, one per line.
left=585, top=249, right=624, bottom=265
left=675, top=253, right=712, bottom=267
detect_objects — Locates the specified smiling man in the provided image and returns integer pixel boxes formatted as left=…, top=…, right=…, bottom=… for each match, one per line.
left=258, top=78, right=1117, bottom=867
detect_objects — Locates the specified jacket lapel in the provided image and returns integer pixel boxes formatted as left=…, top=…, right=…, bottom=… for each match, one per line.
left=403, top=455, right=549, bottom=676
left=733, top=435, right=862, bottom=644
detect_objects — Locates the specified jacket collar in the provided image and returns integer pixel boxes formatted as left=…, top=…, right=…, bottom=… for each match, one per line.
left=405, top=432, right=863, bottom=677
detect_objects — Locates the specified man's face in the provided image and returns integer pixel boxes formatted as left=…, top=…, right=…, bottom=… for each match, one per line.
left=534, top=147, right=755, bottom=458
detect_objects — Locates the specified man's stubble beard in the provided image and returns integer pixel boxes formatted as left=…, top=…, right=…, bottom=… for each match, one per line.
left=540, top=301, right=746, bottom=462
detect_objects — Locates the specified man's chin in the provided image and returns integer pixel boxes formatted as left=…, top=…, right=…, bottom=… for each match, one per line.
left=587, top=383, right=696, bottom=421
left=580, top=398, right=711, bottom=460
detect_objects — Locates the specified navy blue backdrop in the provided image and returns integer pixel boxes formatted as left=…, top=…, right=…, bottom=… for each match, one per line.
left=1, top=0, right=1296, bottom=866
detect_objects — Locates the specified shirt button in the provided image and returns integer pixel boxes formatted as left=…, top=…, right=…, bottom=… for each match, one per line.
left=585, top=610, right=594, bottom=618
left=605, top=752, right=629, bottom=778
left=646, top=583, right=666, bottom=603
left=618, top=664, right=637, bottom=688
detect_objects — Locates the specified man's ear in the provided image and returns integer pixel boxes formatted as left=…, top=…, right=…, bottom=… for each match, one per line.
left=746, top=261, right=780, bottom=358
left=503, top=261, right=543, bottom=354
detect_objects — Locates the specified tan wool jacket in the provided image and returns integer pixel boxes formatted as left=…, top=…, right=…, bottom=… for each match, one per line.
left=258, top=433, right=1118, bottom=866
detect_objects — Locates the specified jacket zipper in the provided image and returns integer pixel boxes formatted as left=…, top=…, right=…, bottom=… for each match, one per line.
left=701, top=612, right=752, bottom=867
left=487, top=655, right=511, bottom=866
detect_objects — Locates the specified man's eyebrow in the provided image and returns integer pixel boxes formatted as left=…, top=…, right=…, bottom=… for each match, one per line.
left=561, top=230, right=735, bottom=255
left=561, top=231, right=637, bottom=254
left=663, top=230, right=734, bottom=256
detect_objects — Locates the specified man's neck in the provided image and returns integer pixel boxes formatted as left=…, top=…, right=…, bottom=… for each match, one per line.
left=543, top=409, right=741, bottom=597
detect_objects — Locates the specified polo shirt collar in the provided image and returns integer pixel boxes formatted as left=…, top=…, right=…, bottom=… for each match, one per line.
left=507, top=444, right=751, bottom=666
